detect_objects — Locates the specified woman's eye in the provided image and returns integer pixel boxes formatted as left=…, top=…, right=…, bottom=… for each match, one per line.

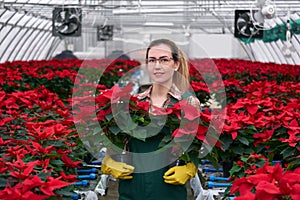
left=160, top=58, right=169, bottom=63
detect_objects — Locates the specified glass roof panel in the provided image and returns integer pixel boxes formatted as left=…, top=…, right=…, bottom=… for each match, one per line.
left=4, top=27, right=20, bottom=57
left=270, top=42, right=286, bottom=63
left=0, top=26, right=14, bottom=62
left=10, top=29, right=31, bottom=61
left=251, top=42, right=267, bottom=61
left=0, top=11, right=14, bottom=23
left=1, top=0, right=300, bottom=63
left=0, top=25, right=11, bottom=39
left=37, top=18, right=49, bottom=29
left=31, top=18, right=44, bottom=28
left=7, top=12, right=23, bottom=24
left=1, top=0, right=299, bottom=34
left=16, top=0, right=28, bottom=3
left=5, top=28, right=25, bottom=60
left=265, top=42, right=280, bottom=63
left=25, top=33, right=43, bottom=60
left=44, top=22, right=51, bottom=30
left=0, top=9, right=6, bottom=16
left=17, top=15, right=32, bottom=26
left=27, top=0, right=46, bottom=3
left=38, top=36, right=54, bottom=59
left=31, top=32, right=50, bottom=59
left=18, top=31, right=39, bottom=60
left=23, top=16, right=38, bottom=27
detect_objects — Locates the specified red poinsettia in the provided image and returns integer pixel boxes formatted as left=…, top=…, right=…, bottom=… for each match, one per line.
left=40, top=176, right=73, bottom=196
left=61, top=154, right=82, bottom=168
left=230, top=162, right=300, bottom=199
left=8, top=157, right=39, bottom=180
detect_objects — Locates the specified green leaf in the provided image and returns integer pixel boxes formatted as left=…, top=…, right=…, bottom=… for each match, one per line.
left=231, top=146, right=244, bottom=155
left=0, top=178, right=7, bottom=188
left=281, top=147, right=296, bottom=158
left=247, top=125, right=257, bottom=131
left=244, top=148, right=255, bottom=154
left=125, top=118, right=137, bottom=132
left=254, top=144, right=266, bottom=153
left=37, top=172, right=51, bottom=181
left=109, top=126, right=120, bottom=135
left=255, top=160, right=266, bottom=167
left=54, top=186, right=76, bottom=196
left=137, top=117, right=144, bottom=123
left=220, top=135, right=233, bottom=151
left=238, top=137, right=249, bottom=146
left=240, top=156, right=248, bottom=163
left=105, top=113, right=113, bottom=121
left=132, top=129, right=147, bottom=141
left=52, top=140, right=65, bottom=147
left=114, top=112, right=137, bottom=132
left=93, top=126, right=103, bottom=135
left=50, top=159, right=64, bottom=166
left=230, top=165, right=242, bottom=175
left=286, top=159, right=300, bottom=170
left=204, top=152, right=219, bottom=170
left=43, top=153, right=61, bottom=158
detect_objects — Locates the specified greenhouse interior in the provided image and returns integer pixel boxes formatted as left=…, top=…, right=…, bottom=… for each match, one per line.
left=0, top=0, right=299, bottom=200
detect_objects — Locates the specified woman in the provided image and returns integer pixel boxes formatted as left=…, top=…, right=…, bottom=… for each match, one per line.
left=101, top=39, right=201, bottom=200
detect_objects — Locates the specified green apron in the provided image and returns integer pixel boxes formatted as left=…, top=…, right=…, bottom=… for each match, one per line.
left=118, top=136, right=187, bottom=200
left=118, top=96, right=188, bottom=200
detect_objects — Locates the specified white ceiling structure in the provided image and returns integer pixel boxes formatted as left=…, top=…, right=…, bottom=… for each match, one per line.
left=1, top=0, right=300, bottom=64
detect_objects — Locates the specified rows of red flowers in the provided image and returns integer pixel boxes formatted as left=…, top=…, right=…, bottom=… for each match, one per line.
left=0, top=86, right=81, bottom=199
left=0, top=59, right=139, bottom=199
left=190, top=59, right=300, bottom=199
left=0, top=58, right=299, bottom=199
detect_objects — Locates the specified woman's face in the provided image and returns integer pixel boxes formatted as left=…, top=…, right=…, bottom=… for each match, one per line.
left=147, top=44, right=179, bottom=86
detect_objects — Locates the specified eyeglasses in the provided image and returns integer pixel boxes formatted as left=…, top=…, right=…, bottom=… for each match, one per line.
left=146, top=57, right=174, bottom=65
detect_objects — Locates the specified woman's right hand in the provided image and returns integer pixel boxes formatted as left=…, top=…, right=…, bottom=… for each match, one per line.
left=101, top=156, right=135, bottom=179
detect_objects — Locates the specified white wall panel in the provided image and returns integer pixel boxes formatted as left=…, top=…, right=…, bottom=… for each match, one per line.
left=189, top=34, right=237, bottom=59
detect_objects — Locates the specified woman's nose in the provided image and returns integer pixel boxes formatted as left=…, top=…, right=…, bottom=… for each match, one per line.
left=153, top=61, right=162, bottom=68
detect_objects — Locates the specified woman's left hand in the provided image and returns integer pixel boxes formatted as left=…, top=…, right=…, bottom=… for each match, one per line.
left=163, top=162, right=197, bottom=185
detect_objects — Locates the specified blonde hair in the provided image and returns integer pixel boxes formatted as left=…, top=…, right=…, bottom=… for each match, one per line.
left=146, top=39, right=190, bottom=92
left=174, top=49, right=190, bottom=92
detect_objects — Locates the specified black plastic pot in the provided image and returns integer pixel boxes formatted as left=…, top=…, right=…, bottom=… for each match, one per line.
left=222, top=160, right=233, bottom=178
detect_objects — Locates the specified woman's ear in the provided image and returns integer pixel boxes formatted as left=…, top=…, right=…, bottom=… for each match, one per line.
left=174, top=62, right=180, bottom=71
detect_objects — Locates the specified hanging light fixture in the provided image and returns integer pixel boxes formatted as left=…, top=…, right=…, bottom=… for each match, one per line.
left=252, top=0, right=276, bottom=24
left=282, top=10, right=296, bottom=57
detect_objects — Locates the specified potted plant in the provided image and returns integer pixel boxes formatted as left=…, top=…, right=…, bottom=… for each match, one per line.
left=75, top=83, right=213, bottom=167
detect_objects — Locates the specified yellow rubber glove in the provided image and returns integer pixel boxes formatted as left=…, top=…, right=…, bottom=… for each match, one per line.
left=163, top=162, right=197, bottom=185
left=101, top=155, right=135, bottom=179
